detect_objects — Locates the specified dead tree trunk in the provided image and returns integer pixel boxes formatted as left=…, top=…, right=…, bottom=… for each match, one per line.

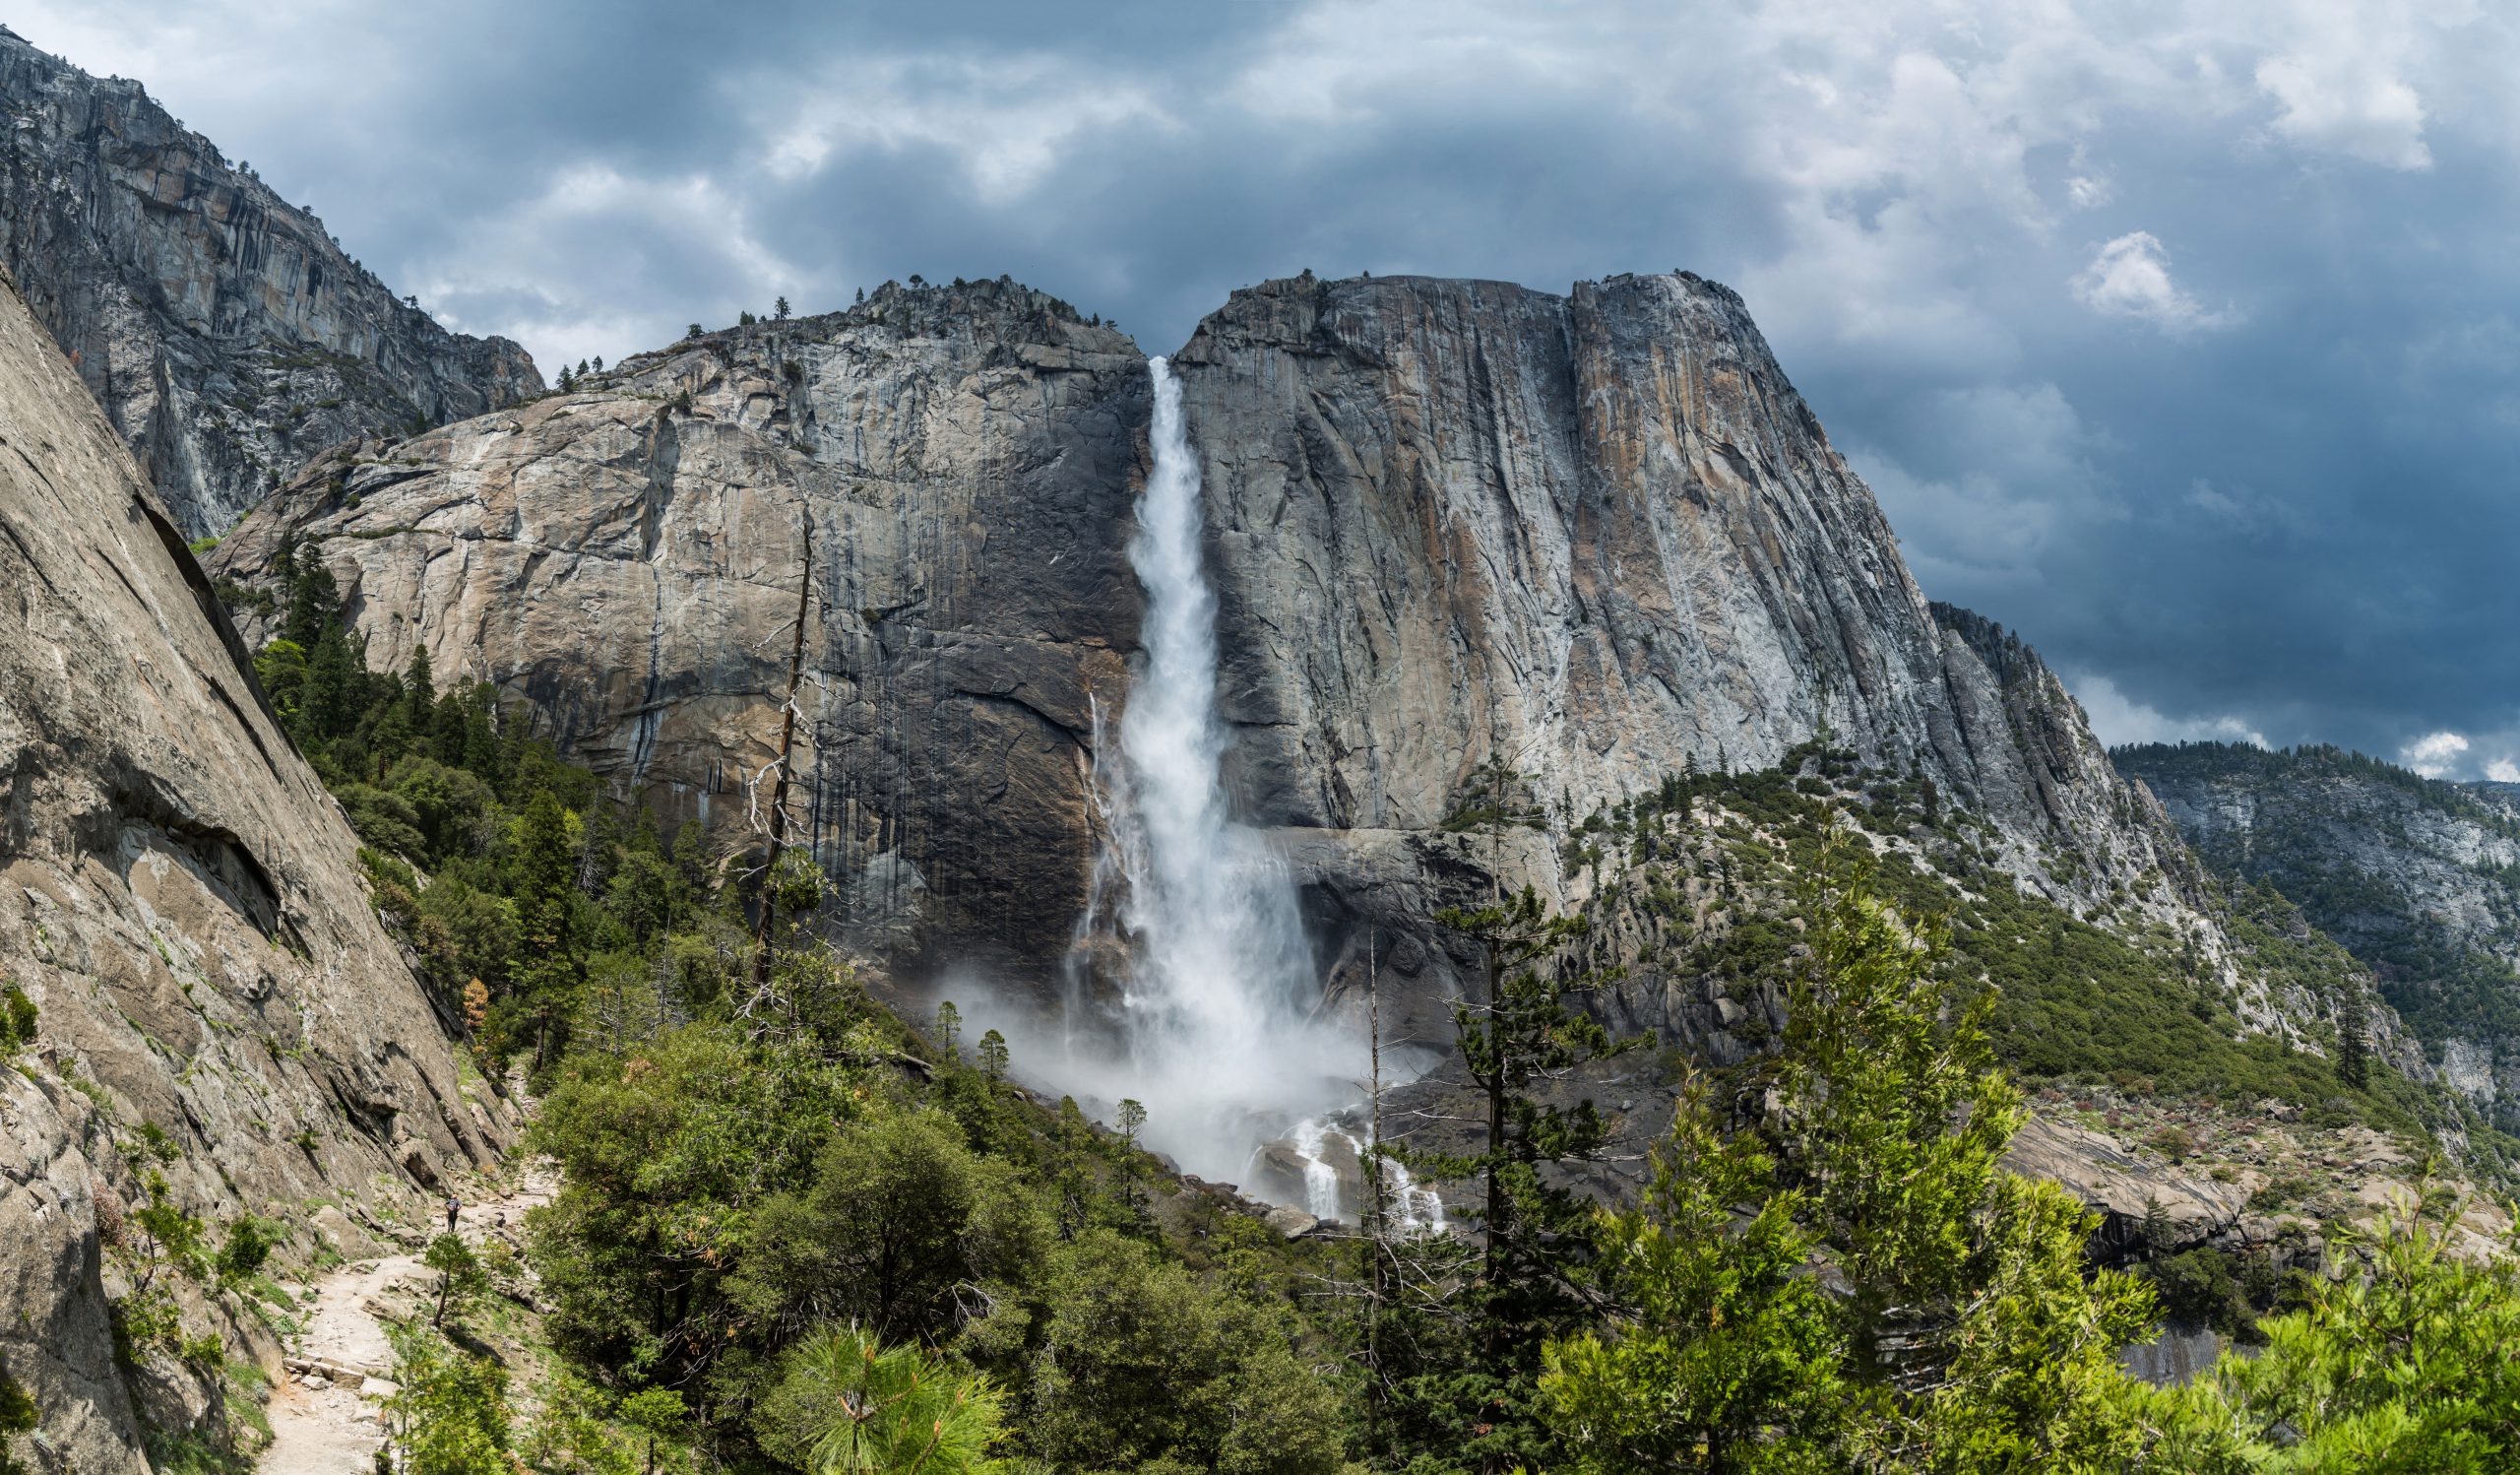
left=750, top=517, right=812, bottom=996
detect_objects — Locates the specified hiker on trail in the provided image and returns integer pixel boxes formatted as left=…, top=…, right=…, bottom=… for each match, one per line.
left=446, top=1193, right=460, bottom=1233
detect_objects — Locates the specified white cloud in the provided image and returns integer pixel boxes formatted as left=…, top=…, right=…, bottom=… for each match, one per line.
left=748, top=56, right=1168, bottom=204
left=412, top=164, right=809, bottom=373
left=2486, top=757, right=2520, bottom=783
left=2255, top=50, right=2431, bottom=170
left=2067, top=671, right=2266, bottom=748
left=2071, top=232, right=2234, bottom=332
left=2403, top=730, right=2470, bottom=776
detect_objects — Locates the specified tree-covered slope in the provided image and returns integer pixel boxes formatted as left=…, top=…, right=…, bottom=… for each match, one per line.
left=2117, top=740, right=2520, bottom=1125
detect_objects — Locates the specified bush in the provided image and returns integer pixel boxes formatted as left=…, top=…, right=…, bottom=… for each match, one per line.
left=1025, top=1231, right=1348, bottom=1475
left=0, top=984, right=33, bottom=1058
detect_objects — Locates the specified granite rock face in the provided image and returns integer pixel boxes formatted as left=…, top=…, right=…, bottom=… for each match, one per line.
left=205, top=271, right=2382, bottom=1065
left=0, top=27, right=540, bottom=538
left=0, top=265, right=507, bottom=1471
left=212, top=279, right=1147, bottom=982
left=1175, top=274, right=2162, bottom=856
left=2121, top=742, right=2520, bottom=1118
left=1171, top=273, right=2302, bottom=1044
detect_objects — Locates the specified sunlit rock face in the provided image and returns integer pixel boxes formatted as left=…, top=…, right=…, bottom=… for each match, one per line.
left=211, top=280, right=1151, bottom=986
left=210, top=269, right=2314, bottom=1058
left=0, top=264, right=508, bottom=1473
left=1170, top=272, right=2226, bottom=1042
left=0, top=27, right=540, bottom=537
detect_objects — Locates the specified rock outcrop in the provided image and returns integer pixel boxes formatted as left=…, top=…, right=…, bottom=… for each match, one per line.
left=1171, top=273, right=2300, bottom=1044
left=203, top=271, right=2373, bottom=1064
left=0, top=263, right=506, bottom=1471
left=2120, top=741, right=2520, bottom=1119
left=0, top=27, right=541, bottom=538
left=211, top=279, right=1148, bottom=982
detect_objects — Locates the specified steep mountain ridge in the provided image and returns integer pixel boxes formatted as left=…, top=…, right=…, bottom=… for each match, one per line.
left=201, top=269, right=2393, bottom=1101
left=0, top=263, right=507, bottom=1470
left=2119, top=741, right=2520, bottom=1120
left=1169, top=272, right=2347, bottom=1055
left=0, top=27, right=541, bottom=537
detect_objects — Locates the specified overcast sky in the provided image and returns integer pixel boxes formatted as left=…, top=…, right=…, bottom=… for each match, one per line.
left=16, top=0, right=2520, bottom=777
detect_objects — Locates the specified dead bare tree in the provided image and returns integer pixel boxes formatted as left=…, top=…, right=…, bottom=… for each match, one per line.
left=749, top=516, right=813, bottom=998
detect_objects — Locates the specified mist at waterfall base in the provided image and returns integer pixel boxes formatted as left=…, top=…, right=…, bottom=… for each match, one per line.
left=1080, top=356, right=1357, bottom=1186
left=919, top=358, right=1434, bottom=1224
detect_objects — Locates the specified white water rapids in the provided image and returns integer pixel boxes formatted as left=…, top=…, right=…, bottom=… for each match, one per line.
left=1042, top=356, right=1440, bottom=1229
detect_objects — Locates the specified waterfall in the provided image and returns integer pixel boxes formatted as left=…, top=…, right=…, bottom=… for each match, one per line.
left=1064, top=356, right=1344, bottom=1185
left=1291, top=1119, right=1344, bottom=1221
left=1040, top=357, right=1446, bottom=1230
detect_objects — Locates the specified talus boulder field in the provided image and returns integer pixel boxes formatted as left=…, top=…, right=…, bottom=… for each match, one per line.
left=0, top=263, right=508, bottom=1471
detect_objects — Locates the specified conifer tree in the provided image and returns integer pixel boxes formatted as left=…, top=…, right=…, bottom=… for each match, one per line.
left=1542, top=834, right=2159, bottom=1471
left=2338, top=984, right=2371, bottom=1089
left=403, top=641, right=436, bottom=725
left=1376, top=880, right=1635, bottom=1474
left=283, top=554, right=339, bottom=650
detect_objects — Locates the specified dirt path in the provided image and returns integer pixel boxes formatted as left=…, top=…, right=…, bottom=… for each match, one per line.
left=257, top=1166, right=556, bottom=1474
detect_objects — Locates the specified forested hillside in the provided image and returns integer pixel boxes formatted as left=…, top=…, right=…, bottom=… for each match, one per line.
left=2119, top=740, right=2520, bottom=1125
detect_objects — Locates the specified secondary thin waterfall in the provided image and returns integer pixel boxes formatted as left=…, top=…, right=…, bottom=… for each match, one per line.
left=1080, top=356, right=1339, bottom=1185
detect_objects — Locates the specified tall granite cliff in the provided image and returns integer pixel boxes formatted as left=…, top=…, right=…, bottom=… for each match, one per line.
left=0, top=27, right=541, bottom=538
left=202, top=270, right=2376, bottom=1076
left=2120, top=741, right=2520, bottom=1119
left=0, top=264, right=507, bottom=1470
left=212, top=279, right=1147, bottom=983
left=1170, top=273, right=2338, bottom=1052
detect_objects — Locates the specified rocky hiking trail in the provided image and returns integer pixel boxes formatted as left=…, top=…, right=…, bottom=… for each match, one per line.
left=258, top=1166, right=556, bottom=1474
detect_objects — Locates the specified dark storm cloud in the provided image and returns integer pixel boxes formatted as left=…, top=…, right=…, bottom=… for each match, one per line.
left=15, top=0, right=2520, bottom=775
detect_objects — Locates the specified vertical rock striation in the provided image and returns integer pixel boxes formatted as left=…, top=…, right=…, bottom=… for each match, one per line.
left=210, top=280, right=1147, bottom=983
left=1172, top=272, right=2217, bottom=1028
left=1173, top=273, right=2146, bottom=851
left=206, top=269, right=2366, bottom=1072
left=0, top=27, right=540, bottom=537
left=0, top=263, right=506, bottom=1470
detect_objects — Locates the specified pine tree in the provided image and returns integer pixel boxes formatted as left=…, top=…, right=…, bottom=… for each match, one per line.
left=403, top=642, right=436, bottom=726
left=1541, top=1073, right=1842, bottom=1471
left=775, top=295, right=790, bottom=320
left=1384, top=883, right=1636, bottom=1474
left=283, top=555, right=339, bottom=650
left=1114, top=1098, right=1148, bottom=1216
left=1541, top=834, right=2159, bottom=1471
left=510, top=789, right=581, bottom=1072
left=2339, top=984, right=2371, bottom=1089
left=301, top=620, right=360, bottom=740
